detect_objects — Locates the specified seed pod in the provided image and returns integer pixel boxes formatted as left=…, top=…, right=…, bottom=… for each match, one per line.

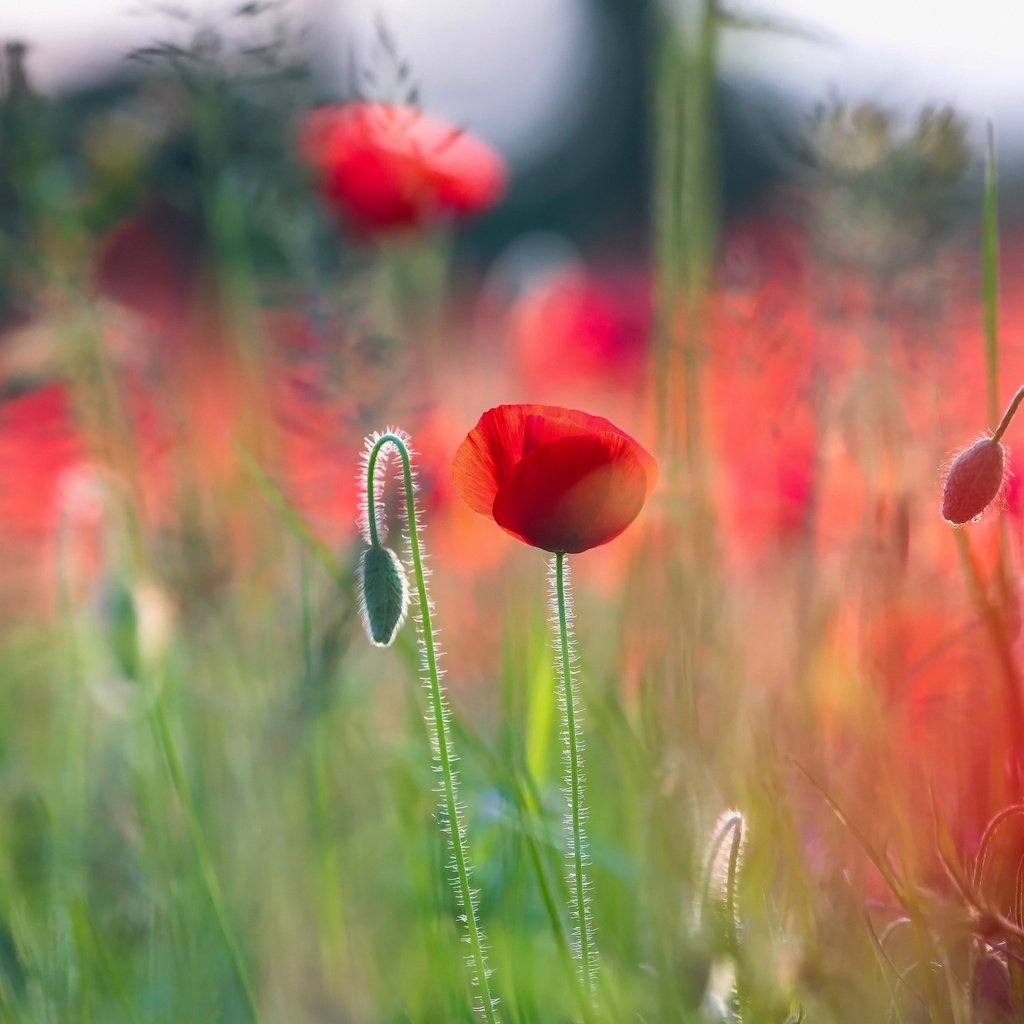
left=358, top=545, right=409, bottom=647
left=972, top=954, right=1013, bottom=1024
left=941, top=437, right=1006, bottom=525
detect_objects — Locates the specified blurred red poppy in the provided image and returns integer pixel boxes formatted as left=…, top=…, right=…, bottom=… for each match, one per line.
left=510, top=266, right=650, bottom=401
left=0, top=383, right=84, bottom=535
left=299, top=102, right=506, bottom=235
left=452, top=404, right=657, bottom=553
left=93, top=199, right=206, bottom=328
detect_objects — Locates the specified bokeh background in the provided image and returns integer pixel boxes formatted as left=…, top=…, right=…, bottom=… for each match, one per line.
left=4, top=1, right=1024, bottom=1022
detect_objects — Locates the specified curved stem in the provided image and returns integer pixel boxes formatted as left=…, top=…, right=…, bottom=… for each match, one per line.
left=365, top=438, right=384, bottom=549
left=553, top=551, right=597, bottom=998
left=366, top=433, right=499, bottom=1024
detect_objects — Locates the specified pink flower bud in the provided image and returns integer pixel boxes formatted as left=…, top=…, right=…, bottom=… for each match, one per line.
left=941, top=437, right=1006, bottom=525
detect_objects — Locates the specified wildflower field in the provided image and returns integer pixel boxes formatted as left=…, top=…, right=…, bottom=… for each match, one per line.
left=3, top=3, right=1024, bottom=1022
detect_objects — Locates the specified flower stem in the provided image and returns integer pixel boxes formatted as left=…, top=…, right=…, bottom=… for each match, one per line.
left=991, top=384, right=1024, bottom=443
left=366, top=433, right=499, bottom=1024
left=552, top=551, right=598, bottom=999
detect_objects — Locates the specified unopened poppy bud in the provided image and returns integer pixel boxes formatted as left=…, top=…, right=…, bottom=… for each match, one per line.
left=941, top=438, right=1006, bottom=525
left=358, top=544, right=409, bottom=647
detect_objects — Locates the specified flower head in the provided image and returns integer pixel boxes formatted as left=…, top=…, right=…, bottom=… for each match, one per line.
left=452, top=404, right=657, bottom=553
left=299, top=102, right=506, bottom=236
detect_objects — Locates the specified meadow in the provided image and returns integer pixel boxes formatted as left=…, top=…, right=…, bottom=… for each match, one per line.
left=1, top=5, right=1024, bottom=1022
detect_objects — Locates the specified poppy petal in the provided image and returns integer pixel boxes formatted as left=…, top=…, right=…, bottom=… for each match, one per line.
left=451, top=403, right=588, bottom=516
left=452, top=404, right=536, bottom=517
left=521, top=406, right=657, bottom=500
left=521, top=412, right=592, bottom=456
left=492, top=431, right=649, bottom=553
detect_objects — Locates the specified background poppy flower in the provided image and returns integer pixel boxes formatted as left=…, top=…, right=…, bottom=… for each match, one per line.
left=509, top=265, right=651, bottom=401
left=299, top=102, right=506, bottom=236
left=452, top=404, right=657, bottom=553
left=93, top=199, right=207, bottom=329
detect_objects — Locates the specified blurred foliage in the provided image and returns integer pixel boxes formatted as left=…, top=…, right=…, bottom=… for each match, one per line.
left=0, top=2, right=1020, bottom=1023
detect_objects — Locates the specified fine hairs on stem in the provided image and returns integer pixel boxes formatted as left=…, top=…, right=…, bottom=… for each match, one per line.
left=549, top=551, right=599, bottom=997
left=360, top=430, right=500, bottom=1024
left=698, top=809, right=748, bottom=1021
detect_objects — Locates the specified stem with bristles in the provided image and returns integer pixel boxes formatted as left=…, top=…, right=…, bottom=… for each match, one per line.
left=991, top=385, right=1024, bottom=444
left=551, top=551, right=598, bottom=999
left=364, top=432, right=500, bottom=1024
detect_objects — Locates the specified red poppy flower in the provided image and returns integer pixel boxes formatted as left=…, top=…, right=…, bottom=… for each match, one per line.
left=452, top=404, right=657, bottom=553
left=511, top=266, right=650, bottom=399
left=299, top=102, right=506, bottom=235
left=93, top=199, right=206, bottom=328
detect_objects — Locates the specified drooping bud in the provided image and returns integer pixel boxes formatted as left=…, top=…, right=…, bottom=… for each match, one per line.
left=941, top=437, right=1006, bottom=525
left=358, top=544, right=409, bottom=647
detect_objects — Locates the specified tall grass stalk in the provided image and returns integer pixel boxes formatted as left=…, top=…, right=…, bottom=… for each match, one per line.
left=984, top=124, right=1001, bottom=430
left=147, top=689, right=261, bottom=1022
left=653, top=0, right=718, bottom=472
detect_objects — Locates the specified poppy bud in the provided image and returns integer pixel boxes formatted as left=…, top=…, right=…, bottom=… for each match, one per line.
left=358, top=544, right=409, bottom=647
left=940, top=437, right=1006, bottom=525
left=972, top=953, right=1013, bottom=1024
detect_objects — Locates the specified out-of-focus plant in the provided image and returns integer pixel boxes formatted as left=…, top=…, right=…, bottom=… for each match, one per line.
left=803, top=101, right=969, bottom=276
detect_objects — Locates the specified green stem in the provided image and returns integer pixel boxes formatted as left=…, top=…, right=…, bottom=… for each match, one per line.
left=553, top=551, right=597, bottom=998
left=981, top=128, right=1015, bottom=613
left=652, top=0, right=718, bottom=470
left=365, top=433, right=499, bottom=1024
left=517, top=786, right=596, bottom=1024
left=148, top=694, right=261, bottom=1022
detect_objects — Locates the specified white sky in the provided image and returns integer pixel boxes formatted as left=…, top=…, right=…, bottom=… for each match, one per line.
left=6, top=0, right=1024, bottom=158
left=721, top=0, right=1024, bottom=147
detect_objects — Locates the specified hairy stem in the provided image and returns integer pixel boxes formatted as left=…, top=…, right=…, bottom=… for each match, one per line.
left=552, top=551, right=598, bottom=998
left=366, top=433, right=499, bottom=1024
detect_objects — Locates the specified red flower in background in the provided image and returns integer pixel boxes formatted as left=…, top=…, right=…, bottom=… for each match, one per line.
left=93, top=199, right=206, bottom=328
left=452, top=404, right=657, bottom=553
left=510, top=266, right=650, bottom=398
left=707, top=274, right=821, bottom=563
left=300, top=102, right=506, bottom=235
left=0, top=384, right=84, bottom=535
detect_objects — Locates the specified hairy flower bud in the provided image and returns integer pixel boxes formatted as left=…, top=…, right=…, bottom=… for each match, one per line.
left=358, top=544, right=409, bottom=647
left=941, top=437, right=1006, bottom=525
